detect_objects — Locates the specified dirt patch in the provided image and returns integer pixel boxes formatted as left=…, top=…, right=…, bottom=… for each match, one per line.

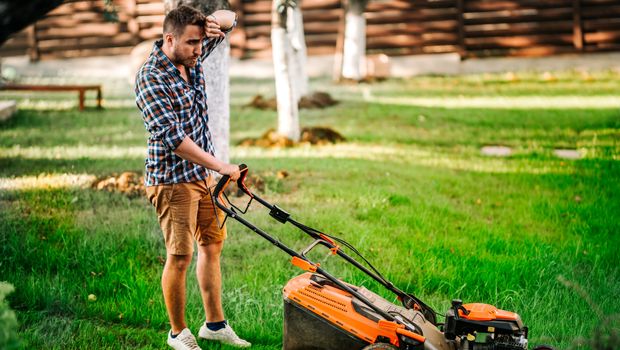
left=246, top=91, right=338, bottom=110
left=92, top=172, right=144, bottom=198
left=239, top=126, right=345, bottom=148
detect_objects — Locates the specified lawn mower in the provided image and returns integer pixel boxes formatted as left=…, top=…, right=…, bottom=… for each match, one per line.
left=213, top=165, right=545, bottom=350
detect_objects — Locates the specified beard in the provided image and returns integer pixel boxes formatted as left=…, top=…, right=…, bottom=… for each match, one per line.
left=170, top=47, right=199, bottom=68
left=179, top=57, right=199, bottom=68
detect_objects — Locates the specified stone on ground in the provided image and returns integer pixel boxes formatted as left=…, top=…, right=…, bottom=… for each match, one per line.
left=481, top=145, right=512, bottom=157
left=554, top=149, right=582, bottom=159
left=0, top=101, right=16, bottom=122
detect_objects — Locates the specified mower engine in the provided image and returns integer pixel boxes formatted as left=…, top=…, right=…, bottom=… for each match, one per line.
left=444, top=300, right=528, bottom=350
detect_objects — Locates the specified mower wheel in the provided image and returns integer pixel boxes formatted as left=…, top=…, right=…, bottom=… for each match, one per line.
left=533, top=346, right=556, bottom=350
left=362, top=343, right=398, bottom=350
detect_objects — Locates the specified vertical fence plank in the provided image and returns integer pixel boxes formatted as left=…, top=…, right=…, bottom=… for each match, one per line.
left=127, top=0, right=140, bottom=44
left=229, top=0, right=246, bottom=58
left=573, top=0, right=584, bottom=50
left=456, top=0, right=466, bottom=59
left=27, top=24, right=39, bottom=62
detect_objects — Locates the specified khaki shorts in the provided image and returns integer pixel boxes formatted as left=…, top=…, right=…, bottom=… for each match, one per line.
left=146, top=176, right=227, bottom=255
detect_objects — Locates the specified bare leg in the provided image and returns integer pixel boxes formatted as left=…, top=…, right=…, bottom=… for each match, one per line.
left=162, top=254, right=193, bottom=334
left=196, top=241, right=225, bottom=322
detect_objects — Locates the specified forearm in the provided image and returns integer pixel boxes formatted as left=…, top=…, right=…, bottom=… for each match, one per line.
left=209, top=10, right=236, bottom=30
left=201, top=10, right=236, bottom=59
left=173, top=136, right=224, bottom=172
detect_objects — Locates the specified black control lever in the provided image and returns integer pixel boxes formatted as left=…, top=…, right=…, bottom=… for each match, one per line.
left=451, top=299, right=470, bottom=319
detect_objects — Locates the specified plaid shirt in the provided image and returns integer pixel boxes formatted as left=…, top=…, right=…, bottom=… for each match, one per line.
left=135, top=35, right=225, bottom=186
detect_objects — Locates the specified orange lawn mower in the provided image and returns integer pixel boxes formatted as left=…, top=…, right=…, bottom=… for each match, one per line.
left=213, top=165, right=554, bottom=350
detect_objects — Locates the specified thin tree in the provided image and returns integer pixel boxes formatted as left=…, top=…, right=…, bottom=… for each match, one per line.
left=286, top=2, right=308, bottom=99
left=164, top=0, right=232, bottom=163
left=271, top=0, right=306, bottom=141
left=340, top=0, right=368, bottom=81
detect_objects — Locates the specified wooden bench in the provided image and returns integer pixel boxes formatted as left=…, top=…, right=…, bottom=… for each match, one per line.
left=0, top=84, right=102, bottom=110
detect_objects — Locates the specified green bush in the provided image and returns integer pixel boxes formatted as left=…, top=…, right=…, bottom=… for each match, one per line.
left=0, top=282, right=20, bottom=350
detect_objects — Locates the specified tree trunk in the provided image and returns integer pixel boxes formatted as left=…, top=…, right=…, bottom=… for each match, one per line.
left=164, top=0, right=231, bottom=162
left=287, top=3, right=308, bottom=99
left=341, top=0, right=367, bottom=81
left=204, top=40, right=230, bottom=162
left=272, top=1, right=300, bottom=141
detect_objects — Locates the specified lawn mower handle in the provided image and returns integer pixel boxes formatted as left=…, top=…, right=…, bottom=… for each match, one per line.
left=213, top=163, right=251, bottom=202
left=212, top=164, right=435, bottom=340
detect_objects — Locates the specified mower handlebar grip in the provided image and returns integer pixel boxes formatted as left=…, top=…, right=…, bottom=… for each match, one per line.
left=213, top=164, right=249, bottom=202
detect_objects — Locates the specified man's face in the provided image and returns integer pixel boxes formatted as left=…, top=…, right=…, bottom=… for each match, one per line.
left=170, top=24, right=203, bottom=68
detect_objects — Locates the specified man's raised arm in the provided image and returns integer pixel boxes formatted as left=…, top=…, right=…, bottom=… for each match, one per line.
left=201, top=9, right=237, bottom=60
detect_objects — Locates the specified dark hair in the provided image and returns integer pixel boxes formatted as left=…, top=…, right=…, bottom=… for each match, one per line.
left=163, top=5, right=205, bottom=37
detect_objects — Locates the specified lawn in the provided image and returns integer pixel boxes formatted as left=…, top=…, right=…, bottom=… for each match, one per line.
left=1, top=71, right=619, bottom=349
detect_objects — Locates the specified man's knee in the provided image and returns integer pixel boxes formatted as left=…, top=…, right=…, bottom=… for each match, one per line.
left=198, top=241, right=224, bottom=261
left=165, top=254, right=193, bottom=271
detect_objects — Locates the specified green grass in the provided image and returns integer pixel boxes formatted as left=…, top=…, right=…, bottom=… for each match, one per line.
left=1, top=70, right=619, bottom=349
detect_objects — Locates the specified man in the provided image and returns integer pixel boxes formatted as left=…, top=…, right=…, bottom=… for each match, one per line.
left=135, top=5, right=249, bottom=350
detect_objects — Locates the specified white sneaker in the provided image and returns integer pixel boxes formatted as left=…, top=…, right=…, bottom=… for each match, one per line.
left=199, top=323, right=251, bottom=348
left=167, top=328, right=202, bottom=350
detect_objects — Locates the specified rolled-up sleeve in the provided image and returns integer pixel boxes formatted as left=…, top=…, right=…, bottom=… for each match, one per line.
left=136, top=71, right=186, bottom=150
left=200, top=19, right=235, bottom=61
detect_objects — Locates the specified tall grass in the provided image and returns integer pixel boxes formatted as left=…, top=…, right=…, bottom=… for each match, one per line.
left=1, top=71, right=619, bottom=349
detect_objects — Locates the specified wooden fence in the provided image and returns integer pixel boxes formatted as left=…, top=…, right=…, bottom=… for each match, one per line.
left=2, top=0, right=620, bottom=61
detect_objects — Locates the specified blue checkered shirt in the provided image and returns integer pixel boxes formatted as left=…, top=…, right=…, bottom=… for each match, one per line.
left=135, top=36, right=225, bottom=186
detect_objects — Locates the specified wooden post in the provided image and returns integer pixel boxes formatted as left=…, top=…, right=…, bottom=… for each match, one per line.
left=78, top=89, right=85, bottom=111
left=26, top=24, right=40, bottom=62
left=573, top=0, right=584, bottom=51
left=456, top=0, right=466, bottom=59
left=96, top=86, right=102, bottom=109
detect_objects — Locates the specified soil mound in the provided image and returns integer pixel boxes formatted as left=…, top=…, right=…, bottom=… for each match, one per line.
left=246, top=91, right=338, bottom=110
left=246, top=95, right=277, bottom=110
left=300, top=126, right=345, bottom=145
left=92, top=172, right=144, bottom=197
left=239, top=126, right=345, bottom=147
left=298, top=92, right=338, bottom=109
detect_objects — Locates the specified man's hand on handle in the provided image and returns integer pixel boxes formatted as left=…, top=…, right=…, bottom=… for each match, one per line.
left=218, top=163, right=240, bottom=181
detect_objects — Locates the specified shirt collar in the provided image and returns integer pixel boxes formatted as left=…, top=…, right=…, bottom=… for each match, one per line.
left=153, top=39, right=181, bottom=76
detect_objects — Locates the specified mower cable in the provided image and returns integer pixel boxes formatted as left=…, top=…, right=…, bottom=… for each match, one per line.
left=290, top=220, right=393, bottom=288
